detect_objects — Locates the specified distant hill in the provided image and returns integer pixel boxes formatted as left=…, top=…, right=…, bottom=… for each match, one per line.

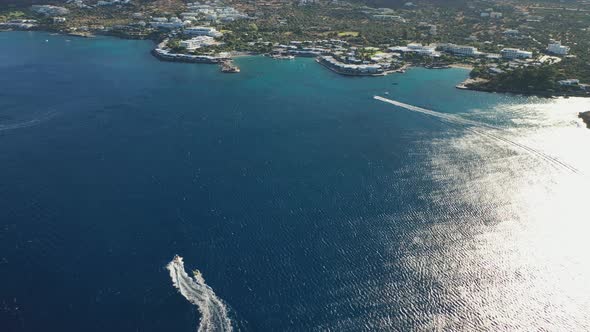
left=0, top=0, right=519, bottom=10
left=1, top=0, right=471, bottom=7
left=1, top=0, right=62, bottom=6
left=357, top=0, right=469, bottom=8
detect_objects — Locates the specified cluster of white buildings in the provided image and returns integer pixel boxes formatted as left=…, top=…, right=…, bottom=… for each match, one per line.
left=148, top=18, right=224, bottom=37
left=480, top=11, right=502, bottom=18
left=153, top=40, right=229, bottom=63
left=65, top=0, right=91, bottom=9
left=0, top=19, right=37, bottom=30
left=184, top=26, right=223, bottom=37
left=547, top=40, right=570, bottom=55
left=97, top=0, right=132, bottom=6
left=389, top=43, right=440, bottom=57
left=179, top=36, right=217, bottom=51
left=298, top=0, right=319, bottom=5
left=388, top=42, right=536, bottom=61
left=31, top=5, right=69, bottom=16
left=149, top=17, right=188, bottom=29
left=390, top=42, right=480, bottom=57
left=318, top=56, right=385, bottom=75
left=181, top=1, right=248, bottom=23
left=272, top=39, right=349, bottom=57
left=361, top=7, right=407, bottom=22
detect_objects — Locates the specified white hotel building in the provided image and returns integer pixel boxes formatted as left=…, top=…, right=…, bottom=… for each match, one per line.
left=547, top=41, right=569, bottom=55
left=179, top=36, right=216, bottom=51
left=388, top=43, right=440, bottom=57
left=184, top=26, right=223, bottom=38
left=500, top=48, right=533, bottom=59
left=438, top=43, right=479, bottom=56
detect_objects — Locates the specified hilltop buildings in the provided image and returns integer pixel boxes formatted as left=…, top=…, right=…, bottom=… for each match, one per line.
left=149, top=17, right=187, bottom=29
left=182, top=1, right=248, bottom=23
left=31, top=5, right=69, bottom=16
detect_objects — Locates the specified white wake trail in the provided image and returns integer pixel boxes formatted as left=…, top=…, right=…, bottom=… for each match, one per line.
left=167, top=255, right=233, bottom=332
left=374, top=96, right=579, bottom=173
left=0, top=111, right=58, bottom=132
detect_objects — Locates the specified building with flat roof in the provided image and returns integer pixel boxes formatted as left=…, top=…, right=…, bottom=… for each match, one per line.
left=389, top=43, right=440, bottom=57
left=501, top=48, right=533, bottom=59
left=179, top=36, right=217, bottom=51
left=558, top=79, right=579, bottom=86
left=547, top=41, right=569, bottom=55
left=438, top=43, right=479, bottom=56
left=184, top=26, right=222, bottom=37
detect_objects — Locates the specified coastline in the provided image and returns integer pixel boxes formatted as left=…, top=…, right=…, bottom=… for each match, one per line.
left=4, top=29, right=587, bottom=98
left=456, top=77, right=488, bottom=89
left=315, top=57, right=408, bottom=77
left=448, top=63, right=474, bottom=70
left=457, top=82, right=590, bottom=98
left=455, top=76, right=590, bottom=98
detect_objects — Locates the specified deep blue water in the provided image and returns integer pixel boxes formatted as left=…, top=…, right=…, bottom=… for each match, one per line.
left=2, top=31, right=590, bottom=331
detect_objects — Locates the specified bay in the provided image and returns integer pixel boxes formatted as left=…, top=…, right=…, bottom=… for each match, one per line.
left=1, top=31, right=590, bottom=331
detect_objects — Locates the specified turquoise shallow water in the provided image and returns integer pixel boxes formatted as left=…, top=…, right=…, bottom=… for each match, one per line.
left=1, top=31, right=590, bottom=331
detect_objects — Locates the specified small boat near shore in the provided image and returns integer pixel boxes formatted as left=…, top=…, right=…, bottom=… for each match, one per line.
left=271, top=54, right=295, bottom=60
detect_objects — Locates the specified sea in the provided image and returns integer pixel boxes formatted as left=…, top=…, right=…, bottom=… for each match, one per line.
left=1, top=31, right=590, bottom=332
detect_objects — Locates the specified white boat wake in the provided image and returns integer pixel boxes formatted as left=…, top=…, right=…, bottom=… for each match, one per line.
left=167, top=255, right=233, bottom=332
left=0, top=111, right=58, bottom=132
left=374, top=95, right=579, bottom=173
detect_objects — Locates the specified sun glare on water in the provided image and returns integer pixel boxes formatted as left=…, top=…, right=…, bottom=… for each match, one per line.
left=387, top=96, right=590, bottom=330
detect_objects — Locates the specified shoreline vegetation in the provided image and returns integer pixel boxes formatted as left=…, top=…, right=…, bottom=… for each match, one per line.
left=457, top=65, right=590, bottom=98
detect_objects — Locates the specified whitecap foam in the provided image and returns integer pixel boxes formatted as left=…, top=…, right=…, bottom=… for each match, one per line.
left=167, top=255, right=233, bottom=332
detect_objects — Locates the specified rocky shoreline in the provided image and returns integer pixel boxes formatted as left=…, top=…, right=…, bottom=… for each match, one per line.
left=456, top=78, right=590, bottom=98
left=579, top=111, right=590, bottom=128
